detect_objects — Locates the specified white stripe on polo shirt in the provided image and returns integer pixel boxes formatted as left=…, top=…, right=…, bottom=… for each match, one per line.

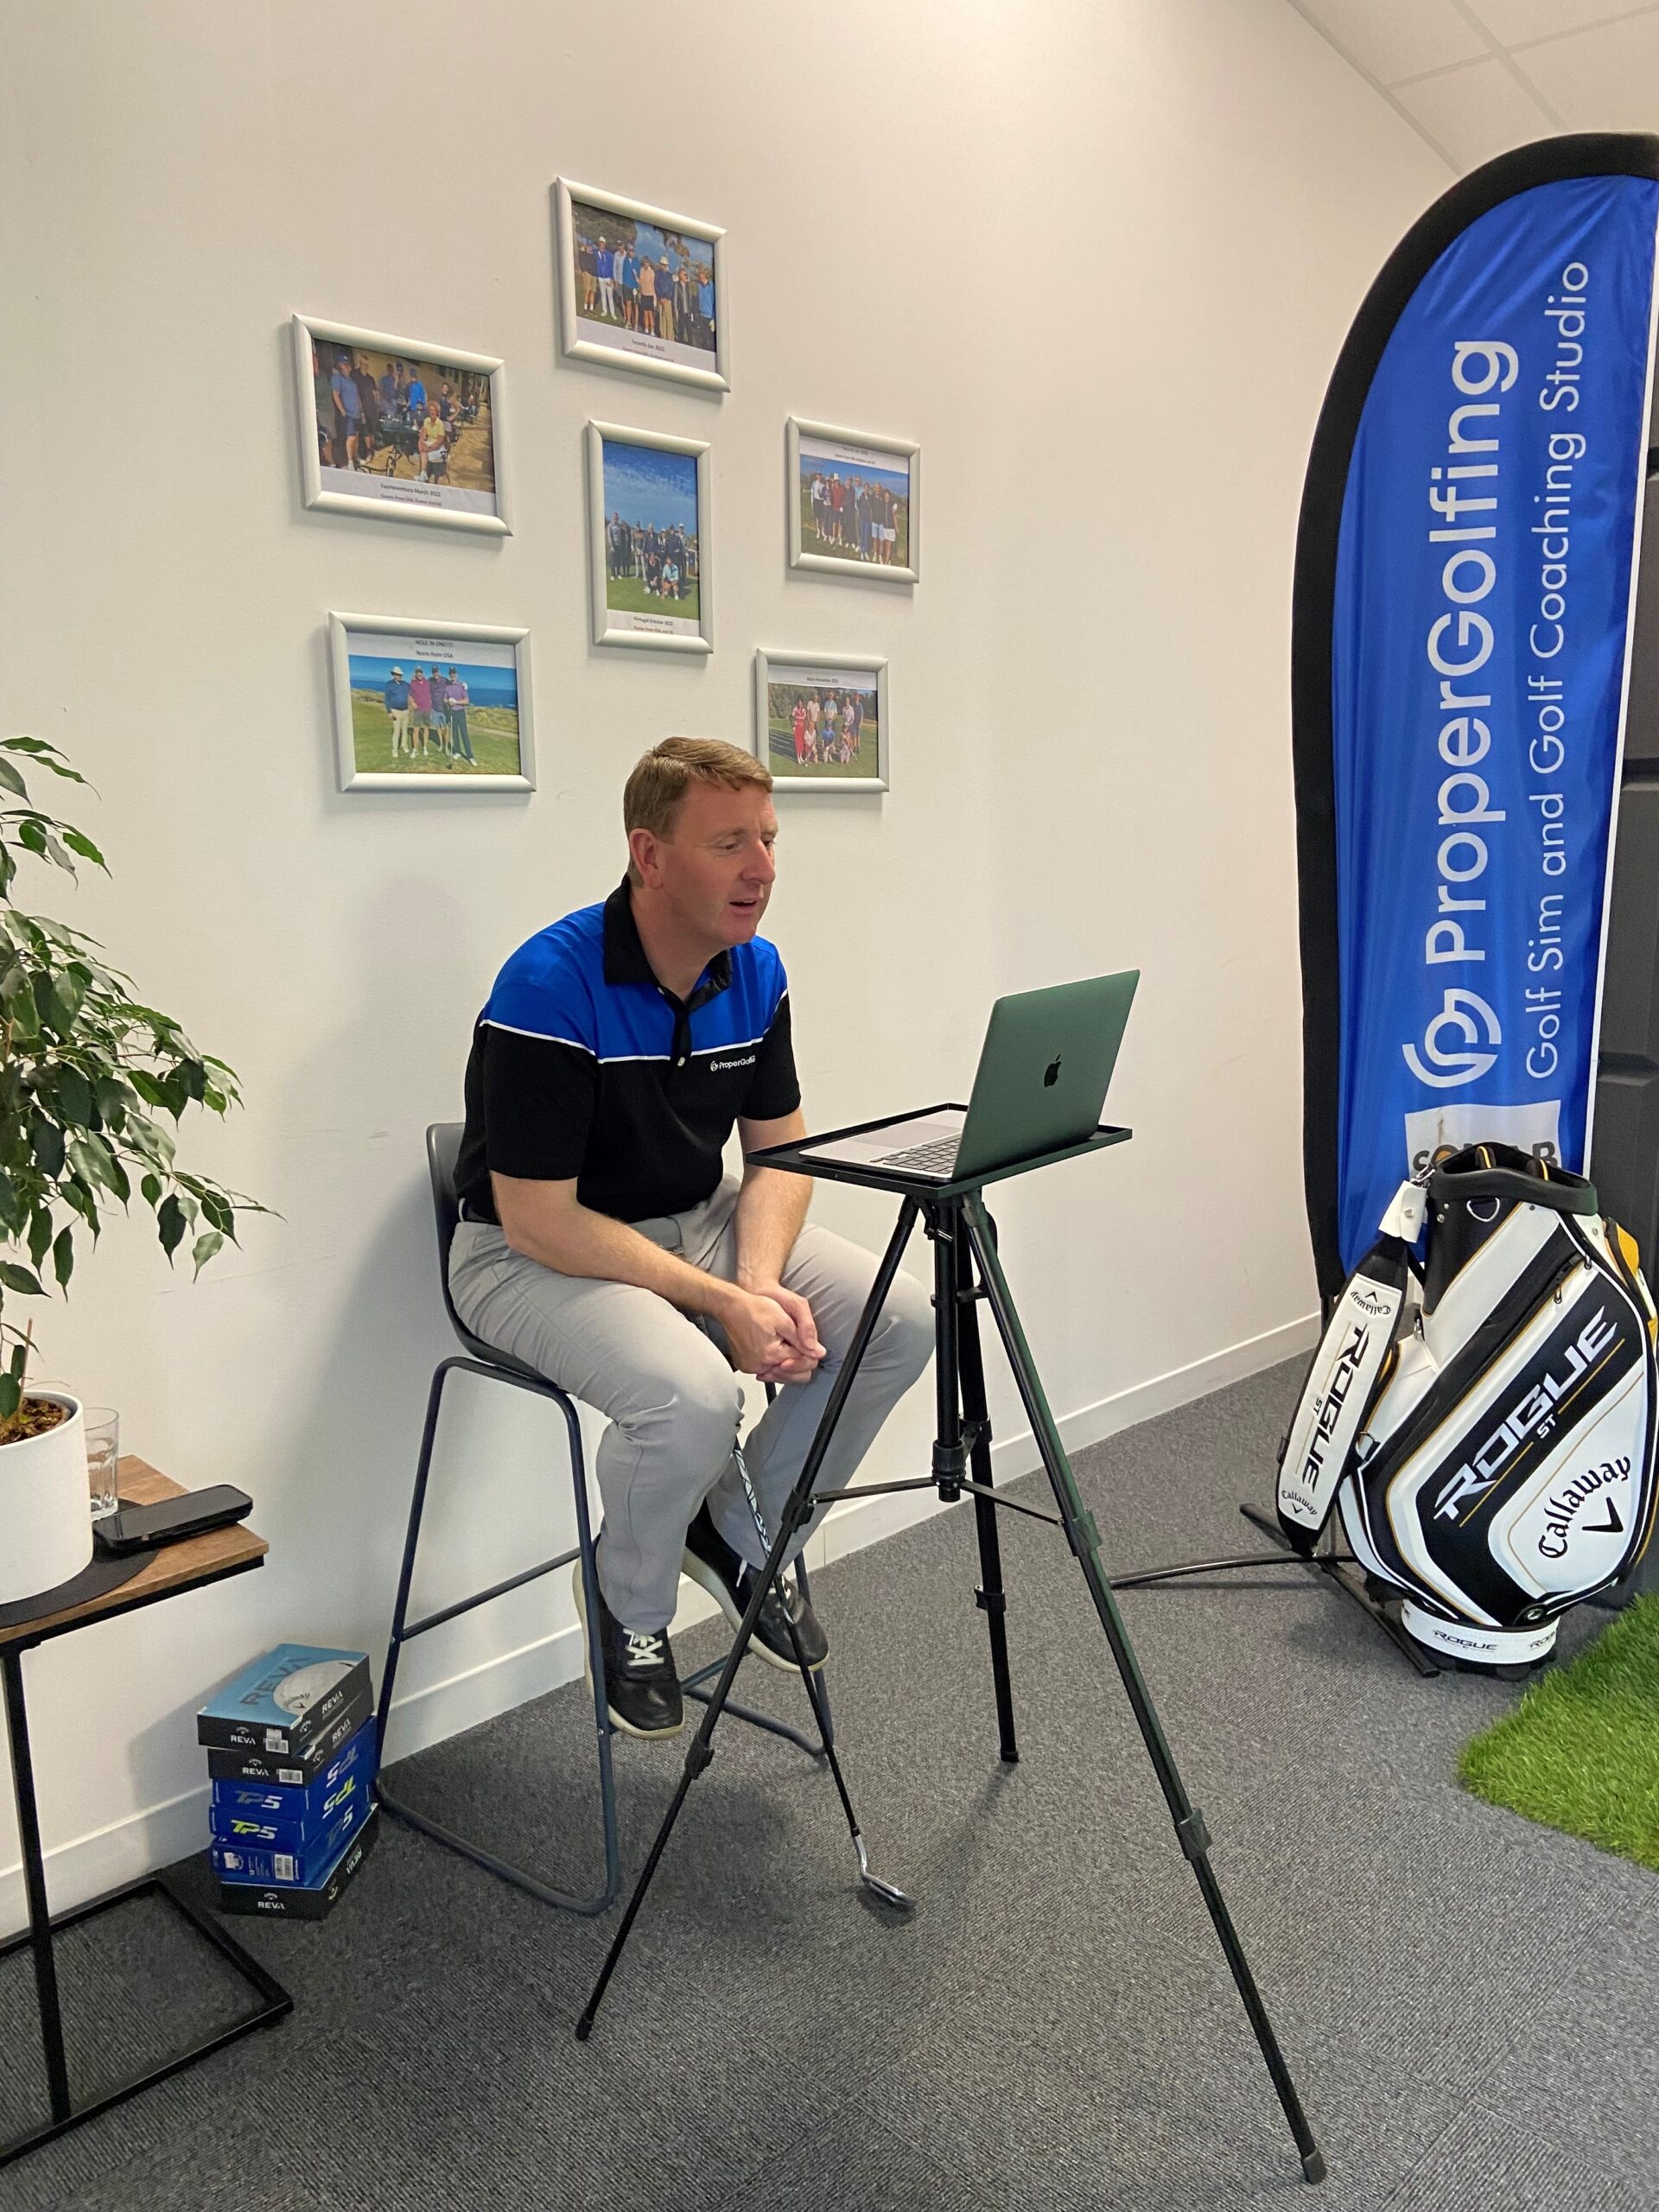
left=480, top=1020, right=596, bottom=1055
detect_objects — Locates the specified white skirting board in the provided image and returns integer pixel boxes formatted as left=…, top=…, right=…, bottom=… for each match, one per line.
left=0, top=1310, right=1317, bottom=1932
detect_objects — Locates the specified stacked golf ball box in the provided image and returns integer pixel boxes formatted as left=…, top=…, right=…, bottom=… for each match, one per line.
left=200, top=1644, right=379, bottom=1919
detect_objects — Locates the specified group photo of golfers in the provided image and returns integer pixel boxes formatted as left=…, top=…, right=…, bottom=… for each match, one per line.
left=589, top=427, right=709, bottom=650
left=331, top=620, right=532, bottom=792
left=296, top=317, right=505, bottom=529
left=790, top=423, right=917, bottom=581
left=759, top=654, right=887, bottom=791
left=562, top=181, right=723, bottom=385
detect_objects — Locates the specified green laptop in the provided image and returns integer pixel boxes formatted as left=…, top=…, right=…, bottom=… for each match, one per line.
left=804, top=970, right=1140, bottom=1183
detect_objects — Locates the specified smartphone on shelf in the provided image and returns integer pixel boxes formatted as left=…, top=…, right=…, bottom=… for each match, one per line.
left=92, top=1485, right=253, bottom=1557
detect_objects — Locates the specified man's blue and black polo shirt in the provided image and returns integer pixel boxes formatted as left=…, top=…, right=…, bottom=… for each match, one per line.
left=455, top=879, right=800, bottom=1224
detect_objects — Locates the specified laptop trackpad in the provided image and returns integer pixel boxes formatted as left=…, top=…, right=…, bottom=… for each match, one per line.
left=807, top=1112, right=965, bottom=1166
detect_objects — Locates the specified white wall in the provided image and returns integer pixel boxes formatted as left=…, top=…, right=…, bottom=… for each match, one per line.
left=0, top=0, right=1447, bottom=1921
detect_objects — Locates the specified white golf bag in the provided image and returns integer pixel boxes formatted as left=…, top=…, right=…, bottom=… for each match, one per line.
left=1276, top=1142, right=1659, bottom=1669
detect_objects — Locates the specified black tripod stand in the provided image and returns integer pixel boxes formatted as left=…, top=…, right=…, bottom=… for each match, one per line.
left=575, top=1116, right=1325, bottom=2187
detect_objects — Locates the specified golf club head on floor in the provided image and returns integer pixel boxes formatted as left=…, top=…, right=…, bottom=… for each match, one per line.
left=855, top=1833, right=914, bottom=1910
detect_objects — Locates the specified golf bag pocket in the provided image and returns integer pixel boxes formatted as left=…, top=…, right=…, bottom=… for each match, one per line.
left=1278, top=1143, right=1659, bottom=1666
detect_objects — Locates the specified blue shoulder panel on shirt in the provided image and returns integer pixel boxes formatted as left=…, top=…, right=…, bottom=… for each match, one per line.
left=484, top=903, right=605, bottom=1050
left=485, top=911, right=788, bottom=1065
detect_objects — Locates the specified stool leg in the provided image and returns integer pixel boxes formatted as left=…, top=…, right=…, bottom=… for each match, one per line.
left=375, top=1361, right=452, bottom=1764
left=374, top=1360, right=621, bottom=1915
left=562, top=1395, right=620, bottom=1904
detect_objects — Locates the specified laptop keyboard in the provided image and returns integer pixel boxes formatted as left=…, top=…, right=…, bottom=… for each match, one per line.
left=873, top=1135, right=962, bottom=1175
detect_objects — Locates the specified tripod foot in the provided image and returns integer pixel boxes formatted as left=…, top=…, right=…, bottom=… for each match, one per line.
left=854, top=1832, right=913, bottom=1910
left=574, top=2012, right=594, bottom=2043
left=1302, top=2147, right=1327, bottom=2184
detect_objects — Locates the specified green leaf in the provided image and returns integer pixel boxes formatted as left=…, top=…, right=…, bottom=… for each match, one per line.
left=8, top=1341, right=27, bottom=1380
left=93, top=1077, right=127, bottom=1129
left=32, top=975, right=69, bottom=1033
left=157, top=1192, right=186, bottom=1258
left=67, top=1133, right=122, bottom=1198
left=52, top=1065, right=92, bottom=1128
left=42, top=836, right=75, bottom=875
left=58, top=1174, right=99, bottom=1234
left=0, top=1376, right=21, bottom=1421
left=51, top=1227, right=73, bottom=1289
left=200, top=1189, right=236, bottom=1236
left=190, top=1230, right=223, bottom=1275
left=0, top=1263, right=45, bottom=1295
left=0, top=759, right=27, bottom=799
left=0, top=1174, right=20, bottom=1236
left=60, top=829, right=105, bottom=868
left=27, top=1206, right=51, bottom=1270
left=28, top=1115, right=63, bottom=1178
left=140, top=1172, right=160, bottom=1206
left=16, top=818, right=45, bottom=856
left=129, top=1071, right=166, bottom=1108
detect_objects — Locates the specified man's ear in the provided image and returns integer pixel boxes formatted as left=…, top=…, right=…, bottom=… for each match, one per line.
left=628, top=825, right=662, bottom=887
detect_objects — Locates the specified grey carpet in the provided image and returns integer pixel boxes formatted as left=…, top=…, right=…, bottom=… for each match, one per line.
left=3, top=1357, right=1656, bottom=2211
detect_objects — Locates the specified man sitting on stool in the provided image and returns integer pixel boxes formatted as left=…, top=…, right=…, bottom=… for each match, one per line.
left=449, top=738, right=934, bottom=1738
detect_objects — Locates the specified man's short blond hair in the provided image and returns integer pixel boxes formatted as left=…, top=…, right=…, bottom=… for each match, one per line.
left=623, top=738, right=772, bottom=883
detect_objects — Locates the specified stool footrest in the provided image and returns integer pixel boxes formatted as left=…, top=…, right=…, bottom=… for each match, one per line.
left=402, top=1546, right=580, bottom=1643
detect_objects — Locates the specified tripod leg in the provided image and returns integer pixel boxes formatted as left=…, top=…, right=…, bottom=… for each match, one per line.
left=961, top=1196, right=1325, bottom=2184
left=575, top=1197, right=923, bottom=2041
left=954, top=1220, right=1019, bottom=1763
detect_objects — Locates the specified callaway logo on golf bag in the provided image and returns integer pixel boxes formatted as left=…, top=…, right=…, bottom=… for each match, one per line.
left=1275, top=1143, right=1659, bottom=1668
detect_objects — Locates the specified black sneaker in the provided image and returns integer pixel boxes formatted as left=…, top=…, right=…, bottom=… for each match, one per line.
left=681, top=1504, right=829, bottom=1673
left=573, top=1563, right=683, bottom=1738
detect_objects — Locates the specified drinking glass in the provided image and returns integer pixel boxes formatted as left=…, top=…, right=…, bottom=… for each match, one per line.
left=84, top=1405, right=120, bottom=1519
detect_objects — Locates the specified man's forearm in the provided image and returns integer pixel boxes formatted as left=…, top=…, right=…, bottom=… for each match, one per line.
left=734, top=1165, right=812, bottom=1289
left=499, top=1192, right=736, bottom=1323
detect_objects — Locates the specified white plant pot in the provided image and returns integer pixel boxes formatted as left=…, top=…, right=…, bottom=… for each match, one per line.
left=0, top=1394, right=91, bottom=1607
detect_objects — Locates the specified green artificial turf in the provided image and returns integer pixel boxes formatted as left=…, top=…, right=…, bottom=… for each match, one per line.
left=1459, top=1592, right=1659, bottom=1871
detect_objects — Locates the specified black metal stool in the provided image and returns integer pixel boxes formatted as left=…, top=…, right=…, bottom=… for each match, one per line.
left=372, top=1123, right=830, bottom=1915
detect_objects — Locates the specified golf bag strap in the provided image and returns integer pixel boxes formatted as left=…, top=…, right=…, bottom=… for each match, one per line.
left=1276, top=1230, right=1414, bottom=1556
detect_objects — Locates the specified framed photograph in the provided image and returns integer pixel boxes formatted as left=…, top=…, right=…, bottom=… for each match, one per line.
left=328, top=614, right=535, bottom=793
left=293, top=316, right=510, bottom=535
left=587, top=423, right=712, bottom=654
left=787, top=419, right=917, bottom=583
left=754, top=650, right=887, bottom=794
left=555, top=180, right=727, bottom=392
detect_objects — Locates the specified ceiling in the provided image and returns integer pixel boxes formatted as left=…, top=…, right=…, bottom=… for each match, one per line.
left=1286, top=0, right=1659, bottom=170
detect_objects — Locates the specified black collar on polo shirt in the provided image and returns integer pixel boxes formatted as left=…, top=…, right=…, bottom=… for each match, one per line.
left=601, top=877, right=732, bottom=1010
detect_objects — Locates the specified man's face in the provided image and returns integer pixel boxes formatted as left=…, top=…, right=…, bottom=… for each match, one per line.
left=639, top=781, right=778, bottom=950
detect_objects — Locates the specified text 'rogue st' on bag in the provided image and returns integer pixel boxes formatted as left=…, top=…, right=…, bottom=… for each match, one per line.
left=1275, top=1142, right=1659, bottom=1671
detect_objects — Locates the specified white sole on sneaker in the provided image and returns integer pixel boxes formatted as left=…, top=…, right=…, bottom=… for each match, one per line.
left=571, top=1562, right=683, bottom=1738
left=679, top=1550, right=825, bottom=1673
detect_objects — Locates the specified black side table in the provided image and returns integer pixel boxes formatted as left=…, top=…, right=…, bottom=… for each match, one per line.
left=0, top=1458, right=291, bottom=2166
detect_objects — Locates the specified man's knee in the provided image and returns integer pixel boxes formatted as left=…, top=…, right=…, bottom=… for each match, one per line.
left=877, top=1268, right=934, bottom=1381
left=617, top=1344, right=742, bottom=1465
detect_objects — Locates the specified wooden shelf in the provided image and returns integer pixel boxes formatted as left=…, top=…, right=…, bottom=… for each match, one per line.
left=0, top=1458, right=266, bottom=1649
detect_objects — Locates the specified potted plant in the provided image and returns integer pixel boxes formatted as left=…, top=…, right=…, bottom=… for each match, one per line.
left=0, top=736, right=262, bottom=1605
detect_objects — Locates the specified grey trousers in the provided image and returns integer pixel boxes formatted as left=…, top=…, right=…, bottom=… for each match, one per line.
left=448, top=1179, right=934, bottom=1630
